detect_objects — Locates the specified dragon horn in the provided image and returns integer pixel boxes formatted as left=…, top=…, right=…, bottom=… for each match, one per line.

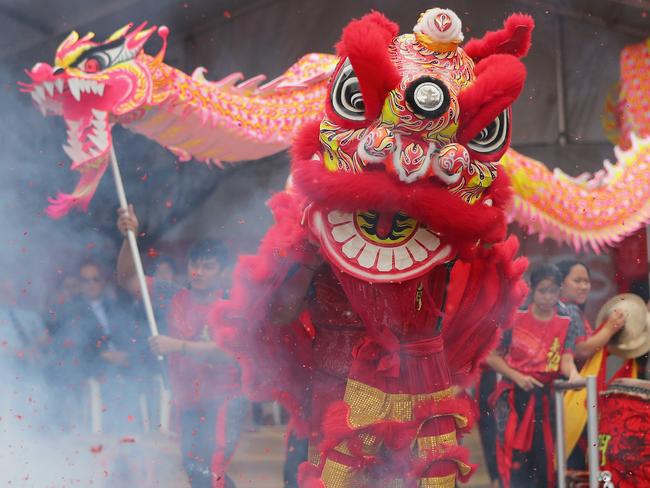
left=56, top=30, right=79, bottom=53
left=79, top=32, right=95, bottom=43
left=104, top=23, right=134, bottom=43
left=149, top=26, right=169, bottom=71
left=124, top=21, right=156, bottom=50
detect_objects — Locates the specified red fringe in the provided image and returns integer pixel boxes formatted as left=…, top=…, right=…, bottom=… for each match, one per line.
left=331, top=12, right=401, bottom=124
left=291, top=159, right=510, bottom=248
left=444, top=235, right=528, bottom=387
left=457, top=55, right=526, bottom=159
left=209, top=191, right=316, bottom=431
left=297, top=462, right=325, bottom=488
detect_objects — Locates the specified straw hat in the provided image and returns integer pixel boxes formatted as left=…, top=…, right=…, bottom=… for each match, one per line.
left=596, top=293, right=650, bottom=359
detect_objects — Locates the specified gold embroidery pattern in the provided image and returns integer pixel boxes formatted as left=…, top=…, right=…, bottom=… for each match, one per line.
left=321, top=458, right=367, bottom=488
left=417, top=431, right=458, bottom=456
left=420, top=474, right=457, bottom=487
left=344, top=379, right=454, bottom=428
left=546, top=337, right=561, bottom=372
left=598, top=434, right=612, bottom=467
left=415, top=282, right=424, bottom=311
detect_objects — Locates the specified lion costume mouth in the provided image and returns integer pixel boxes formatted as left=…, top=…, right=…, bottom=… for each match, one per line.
left=310, top=208, right=454, bottom=283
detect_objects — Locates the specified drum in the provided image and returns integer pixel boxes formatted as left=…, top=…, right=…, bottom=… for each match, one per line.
left=598, top=378, right=650, bottom=488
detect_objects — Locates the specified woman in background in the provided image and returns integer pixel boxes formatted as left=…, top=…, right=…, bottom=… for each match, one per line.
left=488, top=264, right=581, bottom=488
left=556, top=260, right=624, bottom=362
left=556, top=260, right=625, bottom=471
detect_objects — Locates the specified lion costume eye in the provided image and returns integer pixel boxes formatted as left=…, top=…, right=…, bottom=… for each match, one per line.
left=467, top=110, right=509, bottom=154
left=331, top=58, right=366, bottom=121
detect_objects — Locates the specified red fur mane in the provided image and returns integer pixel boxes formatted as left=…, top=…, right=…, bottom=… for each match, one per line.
left=464, top=13, right=534, bottom=61
left=329, top=12, right=401, bottom=124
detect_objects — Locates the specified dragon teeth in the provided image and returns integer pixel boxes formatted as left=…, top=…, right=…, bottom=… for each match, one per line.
left=66, top=119, right=80, bottom=132
left=54, top=78, right=64, bottom=93
left=33, top=85, right=45, bottom=102
left=43, top=82, right=54, bottom=97
left=97, top=83, right=105, bottom=96
left=91, top=109, right=106, bottom=119
left=68, top=79, right=81, bottom=101
left=88, top=132, right=107, bottom=150
left=62, top=143, right=87, bottom=161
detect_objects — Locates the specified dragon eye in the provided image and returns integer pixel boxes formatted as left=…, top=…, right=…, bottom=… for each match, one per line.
left=80, top=53, right=110, bottom=73
left=468, top=110, right=510, bottom=154
left=73, top=40, right=129, bottom=73
left=331, top=58, right=365, bottom=121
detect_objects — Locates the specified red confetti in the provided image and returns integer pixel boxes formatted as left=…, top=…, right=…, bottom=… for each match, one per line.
left=127, top=415, right=134, bottom=422
left=121, top=437, right=136, bottom=443
left=86, top=243, right=96, bottom=250
left=140, top=174, right=148, bottom=182
left=147, top=247, right=159, bottom=258
left=165, top=200, right=173, bottom=208
left=223, top=10, right=232, bottom=18
left=90, top=445, right=103, bottom=453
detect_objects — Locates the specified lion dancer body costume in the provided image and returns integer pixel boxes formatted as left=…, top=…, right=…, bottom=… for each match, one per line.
left=214, top=8, right=530, bottom=487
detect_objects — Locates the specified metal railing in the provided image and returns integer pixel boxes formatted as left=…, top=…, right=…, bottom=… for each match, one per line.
left=554, top=376, right=599, bottom=488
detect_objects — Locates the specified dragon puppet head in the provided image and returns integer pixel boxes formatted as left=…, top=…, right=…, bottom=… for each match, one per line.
left=20, top=22, right=169, bottom=218
left=296, top=8, right=534, bottom=282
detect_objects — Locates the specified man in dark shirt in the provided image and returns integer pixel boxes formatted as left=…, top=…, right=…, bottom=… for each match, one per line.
left=55, top=260, right=143, bottom=432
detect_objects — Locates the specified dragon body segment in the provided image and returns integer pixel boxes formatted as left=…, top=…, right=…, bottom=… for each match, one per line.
left=22, top=22, right=650, bottom=252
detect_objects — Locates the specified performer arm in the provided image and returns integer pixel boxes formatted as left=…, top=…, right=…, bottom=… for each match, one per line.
left=116, top=203, right=141, bottom=290
left=486, top=352, right=542, bottom=391
left=560, top=353, right=581, bottom=382
left=574, top=310, right=625, bottom=361
left=268, top=257, right=322, bottom=326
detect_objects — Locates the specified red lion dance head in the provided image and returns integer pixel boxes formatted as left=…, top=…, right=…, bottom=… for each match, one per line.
left=293, top=9, right=533, bottom=281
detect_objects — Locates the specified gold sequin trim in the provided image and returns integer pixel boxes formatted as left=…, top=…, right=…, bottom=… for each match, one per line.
left=417, top=431, right=458, bottom=456
left=457, top=461, right=472, bottom=476
left=334, top=431, right=381, bottom=457
left=344, top=379, right=454, bottom=428
left=420, top=474, right=456, bottom=488
left=308, top=443, right=321, bottom=466
left=320, top=458, right=367, bottom=488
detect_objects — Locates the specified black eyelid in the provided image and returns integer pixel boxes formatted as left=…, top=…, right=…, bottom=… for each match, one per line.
left=70, top=38, right=124, bottom=68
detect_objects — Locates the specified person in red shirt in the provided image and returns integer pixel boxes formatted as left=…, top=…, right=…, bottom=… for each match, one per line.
left=487, top=264, right=581, bottom=488
left=117, top=205, right=245, bottom=488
